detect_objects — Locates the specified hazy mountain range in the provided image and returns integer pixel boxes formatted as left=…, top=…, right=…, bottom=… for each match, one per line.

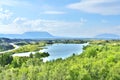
left=95, top=33, right=120, bottom=39
left=0, top=32, right=119, bottom=39
left=0, top=31, right=54, bottom=39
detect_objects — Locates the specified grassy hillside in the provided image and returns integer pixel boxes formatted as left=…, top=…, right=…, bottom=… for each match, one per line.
left=0, top=40, right=120, bottom=80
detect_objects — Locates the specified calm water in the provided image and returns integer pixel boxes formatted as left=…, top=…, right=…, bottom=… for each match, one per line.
left=12, top=43, right=88, bottom=62
left=40, top=43, right=88, bottom=62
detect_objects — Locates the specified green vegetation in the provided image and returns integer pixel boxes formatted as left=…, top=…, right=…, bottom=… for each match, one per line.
left=12, top=41, right=46, bottom=53
left=34, top=52, right=49, bottom=58
left=0, top=53, right=13, bottom=66
left=0, top=52, right=49, bottom=68
left=12, top=44, right=40, bottom=53
left=0, top=40, right=120, bottom=80
left=15, top=41, right=28, bottom=46
left=46, top=39, right=87, bottom=44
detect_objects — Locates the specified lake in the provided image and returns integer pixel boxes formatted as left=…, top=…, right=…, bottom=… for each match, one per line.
left=12, top=43, right=88, bottom=62
left=40, top=43, right=88, bottom=62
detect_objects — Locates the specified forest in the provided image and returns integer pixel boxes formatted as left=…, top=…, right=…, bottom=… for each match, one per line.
left=0, top=40, right=120, bottom=80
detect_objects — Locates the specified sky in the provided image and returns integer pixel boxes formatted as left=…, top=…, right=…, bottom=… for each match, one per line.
left=0, top=0, right=120, bottom=38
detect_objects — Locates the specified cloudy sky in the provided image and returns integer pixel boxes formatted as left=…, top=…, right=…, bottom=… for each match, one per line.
left=0, top=0, right=120, bottom=37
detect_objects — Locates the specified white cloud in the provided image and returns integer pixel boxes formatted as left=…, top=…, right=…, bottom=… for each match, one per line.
left=13, top=17, right=28, bottom=24
left=0, top=16, right=86, bottom=37
left=0, top=16, right=120, bottom=37
left=0, top=7, right=119, bottom=37
left=0, top=8, right=86, bottom=36
left=0, top=8, right=3, bottom=11
left=0, top=8, right=13, bottom=24
left=44, top=11, right=66, bottom=14
left=67, top=0, right=120, bottom=15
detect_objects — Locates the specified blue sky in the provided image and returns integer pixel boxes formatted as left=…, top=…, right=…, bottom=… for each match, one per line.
left=0, top=0, right=120, bottom=37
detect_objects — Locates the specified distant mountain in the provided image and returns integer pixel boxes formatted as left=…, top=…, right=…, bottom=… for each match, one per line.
left=0, top=31, right=54, bottom=39
left=95, top=33, right=120, bottom=39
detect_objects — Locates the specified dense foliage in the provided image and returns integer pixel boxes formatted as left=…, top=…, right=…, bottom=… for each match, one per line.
left=0, top=40, right=120, bottom=80
left=46, top=39, right=87, bottom=44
